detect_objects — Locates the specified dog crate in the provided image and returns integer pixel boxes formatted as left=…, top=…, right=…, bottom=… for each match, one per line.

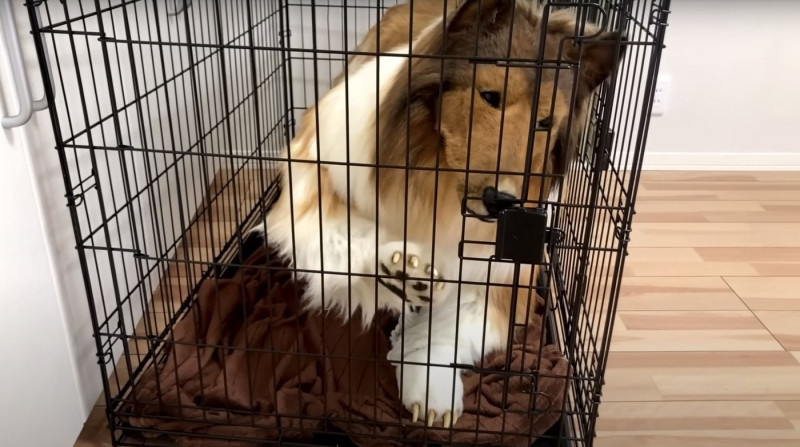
left=26, top=0, right=670, bottom=446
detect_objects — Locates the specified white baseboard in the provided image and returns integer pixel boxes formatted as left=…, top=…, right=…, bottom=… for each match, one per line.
left=640, top=151, right=800, bottom=171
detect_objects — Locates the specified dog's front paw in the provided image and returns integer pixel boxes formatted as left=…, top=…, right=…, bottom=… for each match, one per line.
left=389, top=345, right=464, bottom=427
left=378, top=241, right=450, bottom=308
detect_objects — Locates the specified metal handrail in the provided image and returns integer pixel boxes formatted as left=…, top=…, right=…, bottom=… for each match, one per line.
left=1, top=2, right=50, bottom=129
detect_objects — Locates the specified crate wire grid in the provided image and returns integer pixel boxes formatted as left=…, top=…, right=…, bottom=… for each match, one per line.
left=25, top=0, right=670, bottom=445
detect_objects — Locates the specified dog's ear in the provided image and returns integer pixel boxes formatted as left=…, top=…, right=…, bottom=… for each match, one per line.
left=544, top=9, right=627, bottom=98
left=445, top=0, right=515, bottom=38
left=406, top=0, right=515, bottom=95
left=566, top=31, right=627, bottom=96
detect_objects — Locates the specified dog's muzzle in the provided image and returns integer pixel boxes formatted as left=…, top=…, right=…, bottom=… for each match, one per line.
left=482, top=187, right=520, bottom=218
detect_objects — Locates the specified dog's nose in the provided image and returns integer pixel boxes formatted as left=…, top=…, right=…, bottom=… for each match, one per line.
left=482, top=187, right=519, bottom=218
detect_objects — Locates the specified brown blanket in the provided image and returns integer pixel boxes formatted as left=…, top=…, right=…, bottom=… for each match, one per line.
left=122, top=246, right=568, bottom=446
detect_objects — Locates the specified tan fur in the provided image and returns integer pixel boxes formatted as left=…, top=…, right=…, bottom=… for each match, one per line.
left=272, top=0, right=624, bottom=354
left=355, top=1, right=622, bottom=338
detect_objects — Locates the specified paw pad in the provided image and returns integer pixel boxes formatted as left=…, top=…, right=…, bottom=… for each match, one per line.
left=379, top=246, right=447, bottom=306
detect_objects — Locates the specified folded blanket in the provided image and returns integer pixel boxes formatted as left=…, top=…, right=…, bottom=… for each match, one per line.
left=122, top=245, right=568, bottom=446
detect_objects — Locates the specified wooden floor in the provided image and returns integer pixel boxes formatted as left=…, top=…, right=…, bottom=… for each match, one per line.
left=595, top=171, right=800, bottom=447
left=74, top=171, right=800, bottom=446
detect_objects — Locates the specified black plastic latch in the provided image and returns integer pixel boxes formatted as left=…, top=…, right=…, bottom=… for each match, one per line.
left=494, top=207, right=548, bottom=264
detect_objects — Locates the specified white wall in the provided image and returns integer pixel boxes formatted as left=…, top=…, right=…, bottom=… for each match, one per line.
left=0, top=127, right=85, bottom=447
left=643, top=0, right=800, bottom=170
left=0, top=10, right=83, bottom=447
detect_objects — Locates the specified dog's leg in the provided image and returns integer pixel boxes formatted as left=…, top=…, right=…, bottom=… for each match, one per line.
left=376, top=240, right=453, bottom=310
left=388, top=269, right=537, bottom=427
left=387, top=285, right=504, bottom=427
left=248, top=215, right=450, bottom=321
left=248, top=215, right=388, bottom=320
left=388, top=295, right=465, bottom=427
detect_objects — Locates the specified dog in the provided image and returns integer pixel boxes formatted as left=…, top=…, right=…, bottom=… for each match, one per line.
left=249, top=0, right=625, bottom=428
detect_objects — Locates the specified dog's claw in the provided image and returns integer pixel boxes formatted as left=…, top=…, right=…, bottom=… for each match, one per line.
left=427, top=409, right=435, bottom=426
left=443, top=411, right=452, bottom=428
left=411, top=404, right=419, bottom=423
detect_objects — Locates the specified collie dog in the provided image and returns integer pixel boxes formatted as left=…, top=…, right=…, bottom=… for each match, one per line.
left=251, top=0, right=625, bottom=427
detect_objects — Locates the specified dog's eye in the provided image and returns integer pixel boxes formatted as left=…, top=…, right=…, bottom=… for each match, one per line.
left=538, top=116, right=552, bottom=129
left=480, top=91, right=501, bottom=108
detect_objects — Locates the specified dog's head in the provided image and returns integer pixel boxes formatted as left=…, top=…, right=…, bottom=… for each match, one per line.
left=392, top=0, right=626, bottom=220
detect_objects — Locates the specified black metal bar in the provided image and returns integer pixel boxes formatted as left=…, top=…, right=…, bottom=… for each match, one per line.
left=26, top=0, right=119, bottom=416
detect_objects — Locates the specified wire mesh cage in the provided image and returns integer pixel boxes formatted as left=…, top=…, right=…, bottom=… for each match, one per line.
left=26, top=0, right=670, bottom=446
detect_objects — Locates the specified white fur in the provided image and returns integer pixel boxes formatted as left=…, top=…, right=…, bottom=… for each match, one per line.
left=387, top=286, right=505, bottom=420
left=314, top=45, right=411, bottom=215
left=254, top=35, right=458, bottom=321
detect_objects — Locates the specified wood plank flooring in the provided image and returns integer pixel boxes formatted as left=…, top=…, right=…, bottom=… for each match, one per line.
left=595, top=171, right=800, bottom=447
left=74, top=171, right=800, bottom=446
